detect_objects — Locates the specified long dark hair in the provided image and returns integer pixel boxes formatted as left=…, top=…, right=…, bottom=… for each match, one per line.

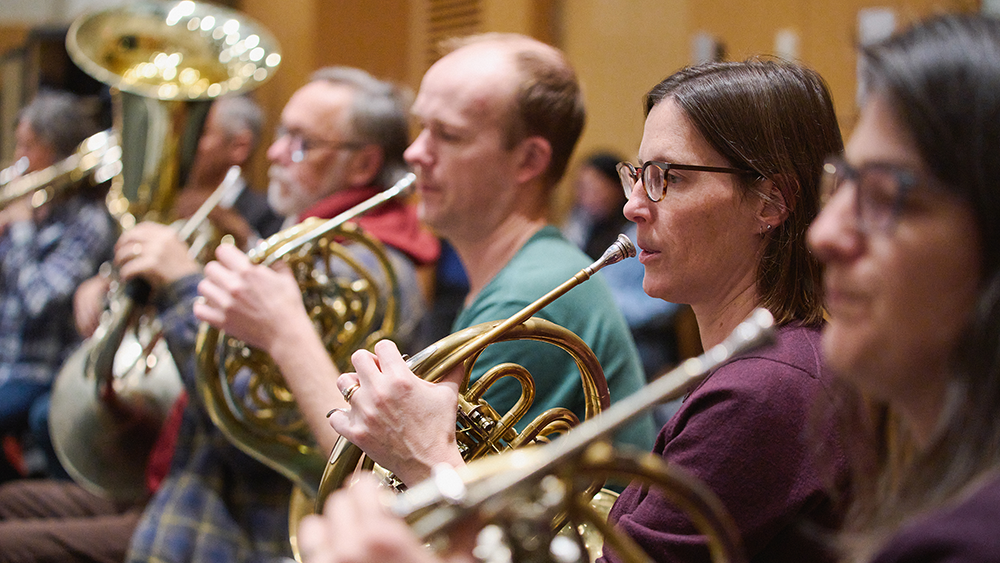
left=645, top=59, right=843, bottom=326
left=839, top=14, right=1000, bottom=562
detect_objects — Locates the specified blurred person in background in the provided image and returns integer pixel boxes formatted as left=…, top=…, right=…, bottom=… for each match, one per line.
left=0, top=90, right=116, bottom=483
left=810, top=14, right=1000, bottom=563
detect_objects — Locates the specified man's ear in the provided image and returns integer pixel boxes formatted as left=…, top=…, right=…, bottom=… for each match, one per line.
left=228, top=130, right=254, bottom=166
left=513, top=136, right=552, bottom=185
left=346, top=145, right=385, bottom=187
left=755, top=175, right=793, bottom=230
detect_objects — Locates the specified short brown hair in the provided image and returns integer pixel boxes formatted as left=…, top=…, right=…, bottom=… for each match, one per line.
left=645, top=59, right=843, bottom=326
left=440, top=33, right=586, bottom=189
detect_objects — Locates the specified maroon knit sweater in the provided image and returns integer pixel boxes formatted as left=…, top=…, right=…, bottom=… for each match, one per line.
left=602, top=323, right=847, bottom=563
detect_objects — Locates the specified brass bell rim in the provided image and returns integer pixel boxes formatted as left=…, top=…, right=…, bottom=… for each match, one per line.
left=66, top=0, right=282, bottom=101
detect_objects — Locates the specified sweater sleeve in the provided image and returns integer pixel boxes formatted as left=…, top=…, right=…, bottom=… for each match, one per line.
left=604, top=354, right=835, bottom=563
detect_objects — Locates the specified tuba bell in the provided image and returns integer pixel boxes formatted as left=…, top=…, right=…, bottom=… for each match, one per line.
left=47, top=0, right=280, bottom=501
left=389, top=308, right=776, bottom=563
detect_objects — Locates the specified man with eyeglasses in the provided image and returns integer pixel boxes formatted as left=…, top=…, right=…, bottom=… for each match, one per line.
left=113, top=68, right=440, bottom=563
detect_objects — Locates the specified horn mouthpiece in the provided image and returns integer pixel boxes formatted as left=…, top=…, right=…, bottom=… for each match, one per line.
left=584, top=234, right=636, bottom=276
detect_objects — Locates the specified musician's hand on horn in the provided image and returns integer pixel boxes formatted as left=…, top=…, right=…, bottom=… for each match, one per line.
left=116, top=222, right=200, bottom=290
left=298, top=475, right=468, bottom=563
left=73, top=274, right=111, bottom=337
left=195, top=243, right=310, bottom=353
left=329, top=340, right=467, bottom=487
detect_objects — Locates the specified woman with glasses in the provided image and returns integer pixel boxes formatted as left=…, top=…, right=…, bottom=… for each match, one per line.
left=599, top=60, right=846, bottom=563
left=810, top=14, right=1000, bottom=563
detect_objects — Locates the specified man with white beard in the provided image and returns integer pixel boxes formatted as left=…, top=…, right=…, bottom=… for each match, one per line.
left=260, top=66, right=439, bottom=353
left=119, top=67, right=438, bottom=563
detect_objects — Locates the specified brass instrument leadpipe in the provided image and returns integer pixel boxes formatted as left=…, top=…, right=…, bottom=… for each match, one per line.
left=417, top=233, right=636, bottom=385
left=0, top=157, right=28, bottom=185
left=258, top=172, right=416, bottom=266
left=0, top=130, right=120, bottom=211
left=177, top=165, right=242, bottom=242
left=180, top=165, right=244, bottom=260
left=393, top=307, right=776, bottom=540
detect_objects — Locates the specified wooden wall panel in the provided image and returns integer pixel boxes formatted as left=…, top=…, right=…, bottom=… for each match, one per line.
left=238, top=0, right=410, bottom=189
left=687, top=0, right=979, bottom=134
left=557, top=0, right=690, bottom=219
left=314, top=1, right=410, bottom=83
left=25, top=0, right=967, bottom=196
left=0, top=26, right=30, bottom=60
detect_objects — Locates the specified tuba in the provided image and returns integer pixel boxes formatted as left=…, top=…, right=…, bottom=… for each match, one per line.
left=194, top=173, right=416, bottom=498
left=389, top=309, right=776, bottom=563
left=47, top=0, right=280, bottom=501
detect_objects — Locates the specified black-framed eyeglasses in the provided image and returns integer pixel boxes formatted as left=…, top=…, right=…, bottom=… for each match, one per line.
left=819, top=156, right=924, bottom=235
left=274, top=125, right=365, bottom=163
left=617, top=160, right=757, bottom=202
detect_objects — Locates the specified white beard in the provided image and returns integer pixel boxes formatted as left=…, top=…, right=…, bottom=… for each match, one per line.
left=267, top=165, right=313, bottom=218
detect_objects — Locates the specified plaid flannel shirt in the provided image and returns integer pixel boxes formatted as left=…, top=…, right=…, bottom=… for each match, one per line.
left=127, top=274, right=293, bottom=563
left=0, top=196, right=116, bottom=387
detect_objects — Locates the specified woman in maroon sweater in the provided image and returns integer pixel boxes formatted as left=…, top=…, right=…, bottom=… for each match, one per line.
left=809, top=14, right=1000, bottom=563
left=599, top=61, right=847, bottom=563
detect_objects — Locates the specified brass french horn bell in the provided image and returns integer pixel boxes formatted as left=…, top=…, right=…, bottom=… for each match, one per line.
left=305, top=235, right=637, bottom=541
left=394, top=308, right=776, bottom=563
left=195, top=173, right=416, bottom=498
left=48, top=0, right=280, bottom=501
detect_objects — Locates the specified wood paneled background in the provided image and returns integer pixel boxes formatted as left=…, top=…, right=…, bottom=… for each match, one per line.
left=0, top=0, right=981, bottom=211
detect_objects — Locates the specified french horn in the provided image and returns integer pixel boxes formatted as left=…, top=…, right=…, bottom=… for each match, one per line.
left=50, top=165, right=245, bottom=501
left=292, top=236, right=636, bottom=560
left=391, top=308, right=776, bottom=563
left=47, top=0, right=280, bottom=501
left=195, top=173, right=416, bottom=497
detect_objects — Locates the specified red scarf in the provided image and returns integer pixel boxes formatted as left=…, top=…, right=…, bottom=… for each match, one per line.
left=145, top=391, right=188, bottom=494
left=299, top=186, right=440, bottom=266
